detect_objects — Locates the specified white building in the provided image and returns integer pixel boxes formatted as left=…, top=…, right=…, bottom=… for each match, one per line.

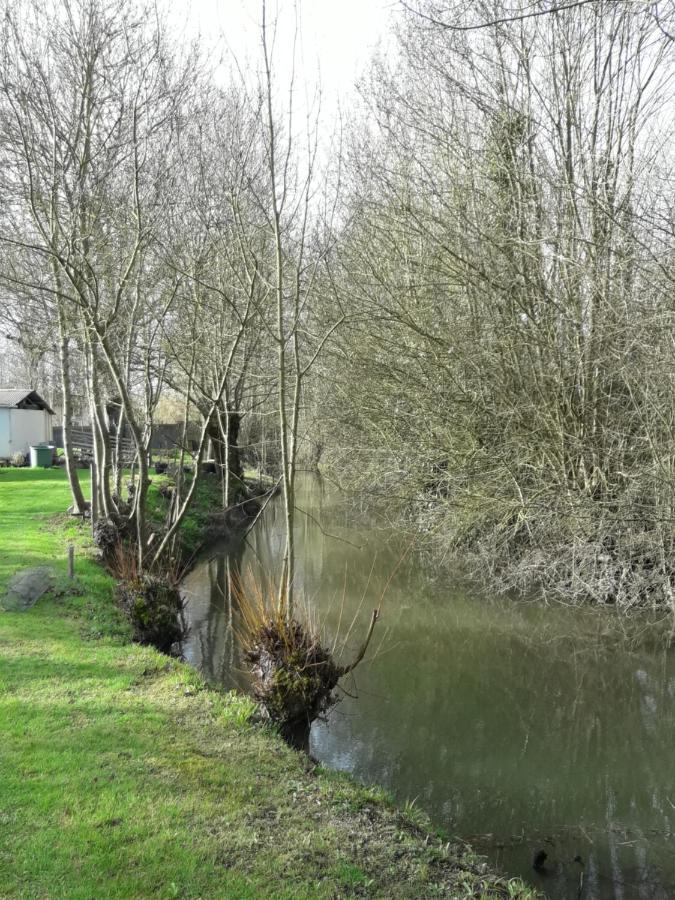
left=0, top=389, right=54, bottom=460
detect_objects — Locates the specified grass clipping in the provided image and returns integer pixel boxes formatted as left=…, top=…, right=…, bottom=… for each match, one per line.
left=233, top=575, right=379, bottom=739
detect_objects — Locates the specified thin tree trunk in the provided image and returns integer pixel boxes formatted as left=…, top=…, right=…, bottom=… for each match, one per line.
left=56, top=300, right=88, bottom=515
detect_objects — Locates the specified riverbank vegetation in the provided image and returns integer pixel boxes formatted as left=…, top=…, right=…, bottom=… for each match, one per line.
left=234, top=574, right=381, bottom=750
left=0, top=469, right=536, bottom=899
left=315, top=2, right=675, bottom=612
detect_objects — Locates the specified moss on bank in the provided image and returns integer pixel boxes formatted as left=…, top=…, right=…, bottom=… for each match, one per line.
left=0, top=468, right=536, bottom=898
left=145, top=469, right=263, bottom=562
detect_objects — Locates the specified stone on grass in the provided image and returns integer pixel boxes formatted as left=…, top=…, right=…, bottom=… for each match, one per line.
left=0, top=567, right=55, bottom=611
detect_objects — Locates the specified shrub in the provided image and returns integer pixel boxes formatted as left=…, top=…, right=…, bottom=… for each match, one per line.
left=110, top=542, right=187, bottom=653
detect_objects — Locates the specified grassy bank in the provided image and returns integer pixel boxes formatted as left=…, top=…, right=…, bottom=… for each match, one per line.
left=0, top=468, right=536, bottom=898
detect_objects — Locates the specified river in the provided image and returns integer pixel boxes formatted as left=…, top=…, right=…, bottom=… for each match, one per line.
left=181, top=474, right=675, bottom=899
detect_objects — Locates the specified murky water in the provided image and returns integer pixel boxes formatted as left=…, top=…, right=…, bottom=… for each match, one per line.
left=182, top=475, right=675, bottom=898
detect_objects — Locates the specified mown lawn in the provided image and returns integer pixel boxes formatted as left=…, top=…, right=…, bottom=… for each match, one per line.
left=0, top=468, right=537, bottom=899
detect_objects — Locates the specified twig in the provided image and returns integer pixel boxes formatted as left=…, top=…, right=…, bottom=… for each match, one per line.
left=295, top=503, right=364, bottom=550
left=339, top=608, right=380, bottom=676
left=241, top=477, right=283, bottom=540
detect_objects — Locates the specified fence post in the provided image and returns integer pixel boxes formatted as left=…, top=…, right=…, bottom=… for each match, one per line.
left=68, top=544, right=75, bottom=579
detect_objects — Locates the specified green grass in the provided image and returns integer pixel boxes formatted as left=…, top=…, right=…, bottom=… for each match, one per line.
left=0, top=468, right=537, bottom=899
left=0, top=468, right=128, bottom=640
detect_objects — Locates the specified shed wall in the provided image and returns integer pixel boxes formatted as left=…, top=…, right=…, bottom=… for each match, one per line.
left=0, top=409, right=52, bottom=457
left=0, top=408, right=10, bottom=457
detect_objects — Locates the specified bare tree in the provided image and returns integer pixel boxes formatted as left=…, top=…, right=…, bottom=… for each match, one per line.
left=257, top=0, right=344, bottom=615
left=0, top=0, right=196, bottom=560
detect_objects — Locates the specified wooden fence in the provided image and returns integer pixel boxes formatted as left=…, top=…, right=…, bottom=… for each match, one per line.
left=53, top=426, right=136, bottom=462
left=53, top=423, right=198, bottom=459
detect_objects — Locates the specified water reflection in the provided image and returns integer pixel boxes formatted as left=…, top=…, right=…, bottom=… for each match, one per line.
left=182, top=546, right=246, bottom=689
left=182, top=475, right=675, bottom=899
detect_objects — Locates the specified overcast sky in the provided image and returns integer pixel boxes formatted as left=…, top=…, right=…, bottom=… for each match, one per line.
left=172, top=0, right=397, bottom=108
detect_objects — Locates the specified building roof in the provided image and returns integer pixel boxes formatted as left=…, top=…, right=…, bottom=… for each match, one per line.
left=0, top=389, right=55, bottom=415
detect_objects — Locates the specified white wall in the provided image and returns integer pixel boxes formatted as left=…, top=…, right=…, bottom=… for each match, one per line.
left=0, top=408, right=10, bottom=457
left=0, top=409, right=52, bottom=457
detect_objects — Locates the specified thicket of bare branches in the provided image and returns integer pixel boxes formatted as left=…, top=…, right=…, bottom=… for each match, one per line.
left=321, top=0, right=675, bottom=609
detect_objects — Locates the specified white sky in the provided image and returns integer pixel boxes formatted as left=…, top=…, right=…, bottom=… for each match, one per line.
left=172, top=0, right=398, bottom=109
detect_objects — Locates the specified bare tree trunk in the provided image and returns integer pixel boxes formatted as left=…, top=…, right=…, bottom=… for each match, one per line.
left=56, top=300, right=87, bottom=515
left=261, top=0, right=295, bottom=616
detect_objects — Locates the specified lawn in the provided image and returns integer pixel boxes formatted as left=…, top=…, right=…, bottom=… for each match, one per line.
left=0, top=468, right=536, bottom=899
left=0, top=467, right=94, bottom=589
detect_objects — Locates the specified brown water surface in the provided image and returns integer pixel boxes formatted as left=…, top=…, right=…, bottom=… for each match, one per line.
left=181, top=474, right=675, bottom=899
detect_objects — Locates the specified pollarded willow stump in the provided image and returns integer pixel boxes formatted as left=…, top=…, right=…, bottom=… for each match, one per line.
left=244, top=610, right=379, bottom=751
left=117, top=575, right=186, bottom=653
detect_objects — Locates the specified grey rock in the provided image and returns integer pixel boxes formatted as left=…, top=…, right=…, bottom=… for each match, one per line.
left=0, top=566, right=55, bottom=611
